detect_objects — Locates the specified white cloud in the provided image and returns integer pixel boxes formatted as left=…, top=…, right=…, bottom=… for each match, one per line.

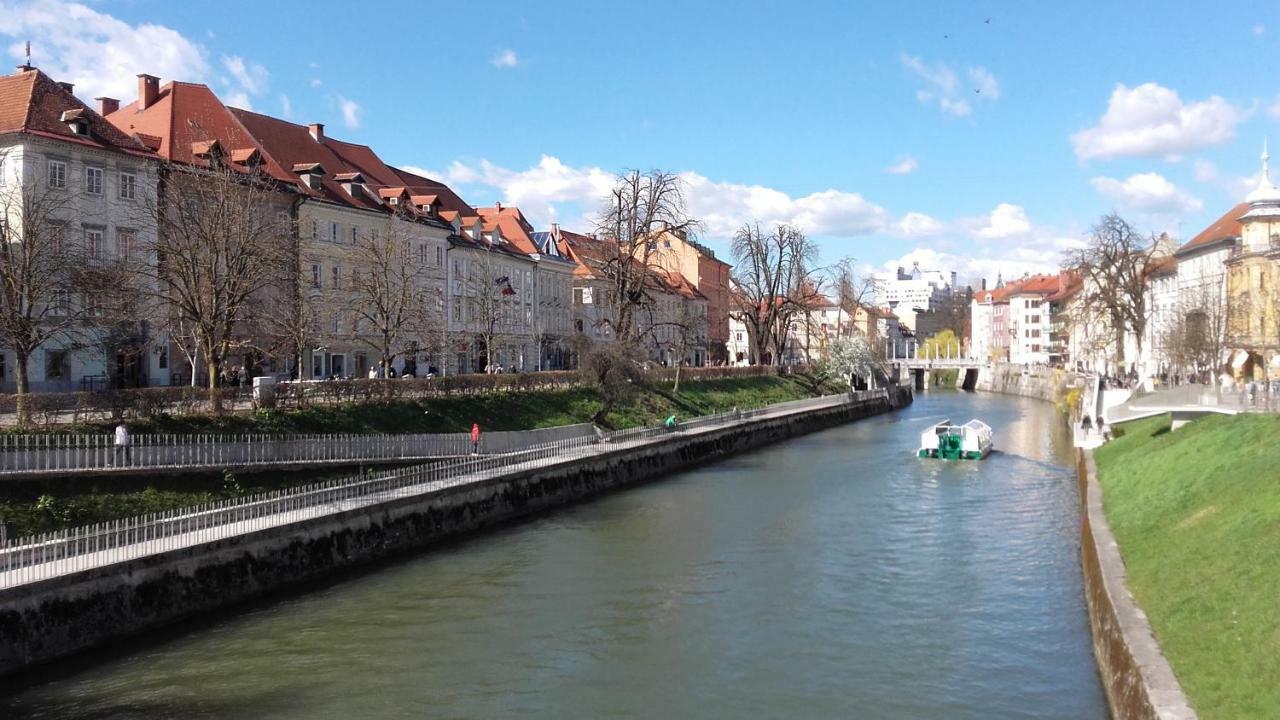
left=880, top=245, right=1064, bottom=290
left=337, top=96, right=361, bottom=129
left=893, top=212, right=943, bottom=237
left=1071, top=83, right=1243, bottom=161
left=222, top=55, right=267, bottom=96
left=1090, top=172, right=1203, bottom=215
left=1268, top=96, right=1280, bottom=121
left=1190, top=157, right=1260, bottom=198
left=0, top=0, right=273, bottom=115
left=431, top=155, right=910, bottom=239
left=900, top=53, right=998, bottom=117
left=279, top=94, right=292, bottom=118
left=972, top=203, right=1032, bottom=239
left=491, top=49, right=519, bottom=69
left=0, top=0, right=210, bottom=101
left=884, top=155, right=919, bottom=175
left=309, top=78, right=322, bottom=88
left=1254, top=23, right=1266, bottom=36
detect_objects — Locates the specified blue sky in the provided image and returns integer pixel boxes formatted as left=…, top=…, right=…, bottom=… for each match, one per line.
left=3, top=0, right=1278, bottom=284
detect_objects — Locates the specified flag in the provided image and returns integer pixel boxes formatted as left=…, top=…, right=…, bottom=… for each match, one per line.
left=495, top=275, right=516, bottom=296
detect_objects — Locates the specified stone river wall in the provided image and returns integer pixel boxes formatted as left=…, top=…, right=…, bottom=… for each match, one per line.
left=0, top=387, right=911, bottom=681
left=1076, top=449, right=1197, bottom=720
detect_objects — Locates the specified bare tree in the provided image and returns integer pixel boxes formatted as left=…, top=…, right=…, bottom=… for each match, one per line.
left=1066, top=214, right=1159, bottom=374
left=348, top=215, right=443, bottom=377
left=730, top=222, right=823, bottom=365
left=459, top=242, right=522, bottom=372
left=593, top=170, right=697, bottom=344
left=0, top=157, right=106, bottom=425
left=142, top=160, right=294, bottom=412
left=572, top=334, right=645, bottom=426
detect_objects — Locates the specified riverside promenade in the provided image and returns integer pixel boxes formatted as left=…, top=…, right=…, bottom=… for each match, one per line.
left=0, top=389, right=905, bottom=679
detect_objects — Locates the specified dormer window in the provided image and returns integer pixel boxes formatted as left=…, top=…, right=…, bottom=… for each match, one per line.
left=378, top=186, right=409, bottom=209
left=334, top=172, right=366, bottom=198
left=411, top=194, right=439, bottom=217
left=230, top=148, right=262, bottom=170
left=59, top=109, right=89, bottom=136
left=292, top=163, right=327, bottom=192
left=192, top=140, right=226, bottom=168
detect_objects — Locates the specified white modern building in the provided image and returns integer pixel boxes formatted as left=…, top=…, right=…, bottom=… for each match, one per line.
left=874, top=261, right=956, bottom=332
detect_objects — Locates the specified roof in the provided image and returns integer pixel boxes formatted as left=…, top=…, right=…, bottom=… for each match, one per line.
left=107, top=80, right=293, bottom=180
left=1176, top=202, right=1246, bottom=256
left=1146, top=255, right=1177, bottom=279
left=1004, top=274, right=1061, bottom=297
left=389, top=166, right=475, bottom=217
left=0, top=68, right=153, bottom=156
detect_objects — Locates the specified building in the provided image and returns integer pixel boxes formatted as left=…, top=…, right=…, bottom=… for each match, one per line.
left=874, top=261, right=956, bottom=332
left=0, top=66, right=167, bottom=392
left=643, top=229, right=732, bottom=363
left=1225, top=144, right=1280, bottom=379
left=1006, top=274, right=1061, bottom=365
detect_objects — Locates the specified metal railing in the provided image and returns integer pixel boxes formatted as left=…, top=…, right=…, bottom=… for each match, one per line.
left=0, top=423, right=600, bottom=476
left=0, top=390, right=887, bottom=588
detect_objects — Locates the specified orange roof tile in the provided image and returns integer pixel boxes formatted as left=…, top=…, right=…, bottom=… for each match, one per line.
left=1, top=68, right=152, bottom=156
left=1177, top=202, right=1246, bottom=255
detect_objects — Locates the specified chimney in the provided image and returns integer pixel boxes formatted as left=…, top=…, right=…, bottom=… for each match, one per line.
left=137, top=74, right=159, bottom=110
left=56, top=81, right=74, bottom=93
left=308, top=123, right=324, bottom=143
left=494, top=200, right=502, bottom=212
left=951, top=271, right=957, bottom=288
left=16, top=63, right=35, bottom=73
left=551, top=222, right=559, bottom=241
left=96, top=97, right=119, bottom=116
left=981, top=278, right=987, bottom=291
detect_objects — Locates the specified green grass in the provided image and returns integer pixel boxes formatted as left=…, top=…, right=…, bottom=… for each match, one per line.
left=66, top=375, right=836, bottom=436
left=0, top=375, right=842, bottom=536
left=1094, top=413, right=1280, bottom=719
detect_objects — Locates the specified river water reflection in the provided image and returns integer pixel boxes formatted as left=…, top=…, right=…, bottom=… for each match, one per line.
left=2, top=390, right=1107, bottom=719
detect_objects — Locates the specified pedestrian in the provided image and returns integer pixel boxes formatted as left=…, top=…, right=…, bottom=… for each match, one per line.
left=114, top=422, right=131, bottom=465
left=471, top=422, right=481, bottom=455
left=238, top=365, right=248, bottom=386
left=368, top=366, right=378, bottom=380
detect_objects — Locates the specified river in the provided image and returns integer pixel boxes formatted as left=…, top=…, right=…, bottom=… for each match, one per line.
left=2, top=390, right=1107, bottom=719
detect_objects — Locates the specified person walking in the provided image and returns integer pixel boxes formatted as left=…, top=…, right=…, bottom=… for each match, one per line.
left=471, top=423, right=481, bottom=455
left=114, top=422, right=131, bottom=466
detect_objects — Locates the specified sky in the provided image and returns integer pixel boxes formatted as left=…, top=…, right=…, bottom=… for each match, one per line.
left=2, top=0, right=1278, bottom=286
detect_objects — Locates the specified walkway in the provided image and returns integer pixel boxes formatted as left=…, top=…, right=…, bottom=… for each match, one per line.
left=0, top=392, right=887, bottom=589
left=1106, top=383, right=1277, bottom=424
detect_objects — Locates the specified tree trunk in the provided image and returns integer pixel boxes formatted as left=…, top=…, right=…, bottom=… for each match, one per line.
left=673, top=353, right=683, bottom=394
left=207, top=359, right=223, bottom=413
left=13, top=351, right=31, bottom=428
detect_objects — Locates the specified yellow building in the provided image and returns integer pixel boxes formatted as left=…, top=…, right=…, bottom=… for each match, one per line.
left=1225, top=144, right=1280, bottom=379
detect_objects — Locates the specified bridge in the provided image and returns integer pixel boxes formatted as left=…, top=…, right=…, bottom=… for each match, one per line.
left=883, top=345, right=981, bottom=390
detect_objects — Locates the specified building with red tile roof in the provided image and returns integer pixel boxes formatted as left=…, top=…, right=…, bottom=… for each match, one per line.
left=0, top=66, right=169, bottom=392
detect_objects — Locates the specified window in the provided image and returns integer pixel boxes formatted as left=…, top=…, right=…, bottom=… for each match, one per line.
left=310, top=219, right=318, bottom=241
left=48, top=160, right=66, bottom=188
left=311, top=264, right=321, bottom=288
left=436, top=246, right=443, bottom=266
left=116, top=230, right=135, bottom=260
left=118, top=172, right=137, bottom=200
left=351, top=225, right=359, bottom=244
left=418, top=244, right=428, bottom=264
left=326, top=222, right=338, bottom=242
left=331, top=266, right=341, bottom=289
left=45, top=350, right=69, bottom=380
left=0, top=155, right=5, bottom=186
left=84, top=293, right=103, bottom=317
left=157, top=346, right=168, bottom=370
left=85, top=167, right=103, bottom=195
left=0, top=353, right=6, bottom=380
left=49, top=289, right=70, bottom=316
left=85, top=229, right=103, bottom=259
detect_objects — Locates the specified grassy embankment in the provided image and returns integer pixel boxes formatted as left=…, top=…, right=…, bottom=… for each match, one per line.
left=1, top=375, right=840, bottom=536
left=1094, top=413, right=1280, bottom=719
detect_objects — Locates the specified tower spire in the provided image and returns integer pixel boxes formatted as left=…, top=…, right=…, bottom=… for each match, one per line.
left=1263, top=138, right=1271, bottom=184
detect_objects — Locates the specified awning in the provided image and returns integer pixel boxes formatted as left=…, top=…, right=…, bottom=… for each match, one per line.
left=1230, top=349, right=1250, bottom=369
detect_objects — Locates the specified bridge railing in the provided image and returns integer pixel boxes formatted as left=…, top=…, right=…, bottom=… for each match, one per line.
left=0, top=390, right=888, bottom=588
left=0, top=424, right=601, bottom=476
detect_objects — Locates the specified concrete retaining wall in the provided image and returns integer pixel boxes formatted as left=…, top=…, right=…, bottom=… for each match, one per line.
left=973, top=363, right=1062, bottom=401
left=1076, top=449, right=1196, bottom=720
left=0, top=388, right=911, bottom=681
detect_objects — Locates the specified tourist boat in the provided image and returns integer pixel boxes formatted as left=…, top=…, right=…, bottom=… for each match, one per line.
left=918, top=419, right=993, bottom=460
